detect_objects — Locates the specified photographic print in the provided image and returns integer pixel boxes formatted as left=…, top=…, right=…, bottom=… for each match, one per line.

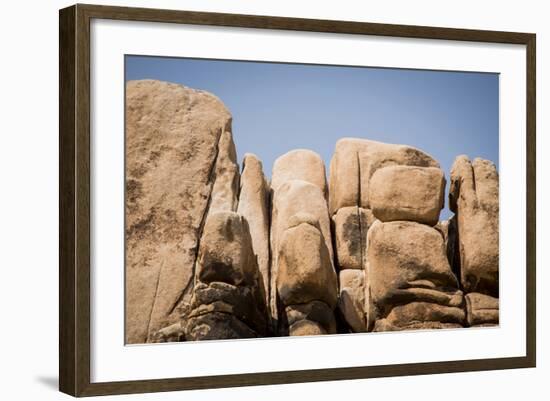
left=124, top=56, right=499, bottom=345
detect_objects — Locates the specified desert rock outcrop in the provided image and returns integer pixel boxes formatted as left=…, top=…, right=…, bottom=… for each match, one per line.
left=449, top=156, right=499, bottom=326
left=125, top=80, right=499, bottom=343
left=125, top=80, right=232, bottom=343
left=270, top=150, right=337, bottom=335
left=237, top=154, right=271, bottom=310
left=183, top=211, right=268, bottom=340
left=366, top=221, right=465, bottom=331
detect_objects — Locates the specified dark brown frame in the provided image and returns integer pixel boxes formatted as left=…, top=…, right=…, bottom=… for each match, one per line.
left=59, top=3, right=536, bottom=397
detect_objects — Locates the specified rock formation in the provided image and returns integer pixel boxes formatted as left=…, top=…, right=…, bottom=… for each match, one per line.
left=237, top=154, right=271, bottom=311
left=183, top=211, right=268, bottom=340
left=125, top=80, right=499, bottom=343
left=449, top=156, right=500, bottom=326
left=125, top=80, right=232, bottom=344
left=270, top=150, right=337, bottom=335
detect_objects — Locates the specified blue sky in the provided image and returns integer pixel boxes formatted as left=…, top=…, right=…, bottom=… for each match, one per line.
left=126, top=56, right=499, bottom=220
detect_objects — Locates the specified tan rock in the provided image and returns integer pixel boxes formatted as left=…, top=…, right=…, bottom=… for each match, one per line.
left=289, top=320, right=327, bottom=336
left=369, top=166, right=445, bottom=226
left=271, top=149, right=327, bottom=195
left=465, top=292, right=499, bottom=326
left=125, top=80, right=232, bottom=344
left=366, top=221, right=464, bottom=331
left=196, top=211, right=261, bottom=289
left=449, top=156, right=499, bottom=295
left=270, top=179, right=334, bottom=324
left=373, top=302, right=465, bottom=331
left=338, top=270, right=367, bottom=332
left=237, top=154, right=270, bottom=307
left=183, top=282, right=269, bottom=340
left=276, top=219, right=338, bottom=309
left=332, top=207, right=374, bottom=270
left=328, top=138, right=439, bottom=214
left=183, top=212, right=269, bottom=340
left=209, top=130, right=239, bottom=213
left=284, top=301, right=336, bottom=335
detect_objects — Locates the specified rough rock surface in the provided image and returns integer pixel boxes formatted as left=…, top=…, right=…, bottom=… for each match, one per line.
left=209, top=130, right=240, bottom=213
left=338, top=269, right=367, bottom=332
left=465, top=292, right=499, bottom=327
left=237, top=154, right=271, bottom=308
left=369, top=166, right=445, bottom=226
left=284, top=301, right=337, bottom=335
left=271, top=149, right=328, bottom=196
left=183, top=211, right=268, bottom=340
left=276, top=219, right=338, bottom=308
left=328, top=138, right=439, bottom=215
left=332, top=207, right=374, bottom=270
left=269, top=178, right=334, bottom=327
left=125, top=80, right=232, bottom=344
left=366, top=221, right=465, bottom=331
left=450, top=156, right=499, bottom=296
left=125, top=80, right=500, bottom=342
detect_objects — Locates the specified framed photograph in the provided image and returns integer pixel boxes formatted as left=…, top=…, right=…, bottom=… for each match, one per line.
left=59, top=4, right=536, bottom=397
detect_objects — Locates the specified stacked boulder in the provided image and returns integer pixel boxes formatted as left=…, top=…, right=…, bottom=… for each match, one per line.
left=330, top=138, right=466, bottom=331
left=179, top=134, right=271, bottom=340
left=449, top=156, right=499, bottom=326
left=270, top=150, right=338, bottom=336
left=182, top=211, right=269, bottom=340
left=126, top=80, right=500, bottom=343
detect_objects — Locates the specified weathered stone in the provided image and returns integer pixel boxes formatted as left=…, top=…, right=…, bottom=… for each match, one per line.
left=209, top=130, right=240, bottom=213
left=182, top=282, right=268, bottom=339
left=328, top=138, right=439, bottom=215
left=449, top=156, right=499, bottom=296
left=125, top=80, right=232, bottom=344
left=182, top=211, right=269, bottom=340
left=197, top=211, right=261, bottom=288
left=284, top=301, right=336, bottom=334
left=373, top=302, right=465, bottom=331
left=332, top=207, right=374, bottom=270
left=369, top=166, right=445, bottom=226
left=271, top=149, right=327, bottom=196
left=465, top=292, right=499, bottom=327
left=185, top=312, right=259, bottom=340
left=237, top=154, right=270, bottom=306
left=367, top=221, right=465, bottom=331
left=289, top=320, right=327, bottom=336
left=338, top=270, right=367, bottom=332
left=270, top=179, right=334, bottom=324
left=276, top=219, right=338, bottom=308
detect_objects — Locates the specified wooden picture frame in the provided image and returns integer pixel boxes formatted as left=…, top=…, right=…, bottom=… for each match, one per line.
left=59, top=3, right=536, bottom=397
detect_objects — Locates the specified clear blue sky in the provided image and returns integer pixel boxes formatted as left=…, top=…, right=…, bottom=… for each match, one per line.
left=126, top=55, right=499, bottom=220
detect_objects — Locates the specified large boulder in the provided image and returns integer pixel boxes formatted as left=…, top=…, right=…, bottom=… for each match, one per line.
left=237, top=154, right=271, bottom=308
left=332, top=207, right=375, bottom=270
left=369, top=166, right=445, bottom=226
left=196, top=211, right=259, bottom=287
left=125, top=80, right=232, bottom=344
left=271, top=149, right=327, bottom=196
left=270, top=179, right=334, bottom=325
left=328, top=138, right=439, bottom=215
left=284, top=301, right=337, bottom=336
left=366, top=221, right=465, bottom=331
left=338, top=269, right=367, bottom=332
left=276, top=218, right=338, bottom=309
left=465, top=292, right=499, bottom=327
left=449, top=156, right=499, bottom=296
left=183, top=212, right=268, bottom=340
